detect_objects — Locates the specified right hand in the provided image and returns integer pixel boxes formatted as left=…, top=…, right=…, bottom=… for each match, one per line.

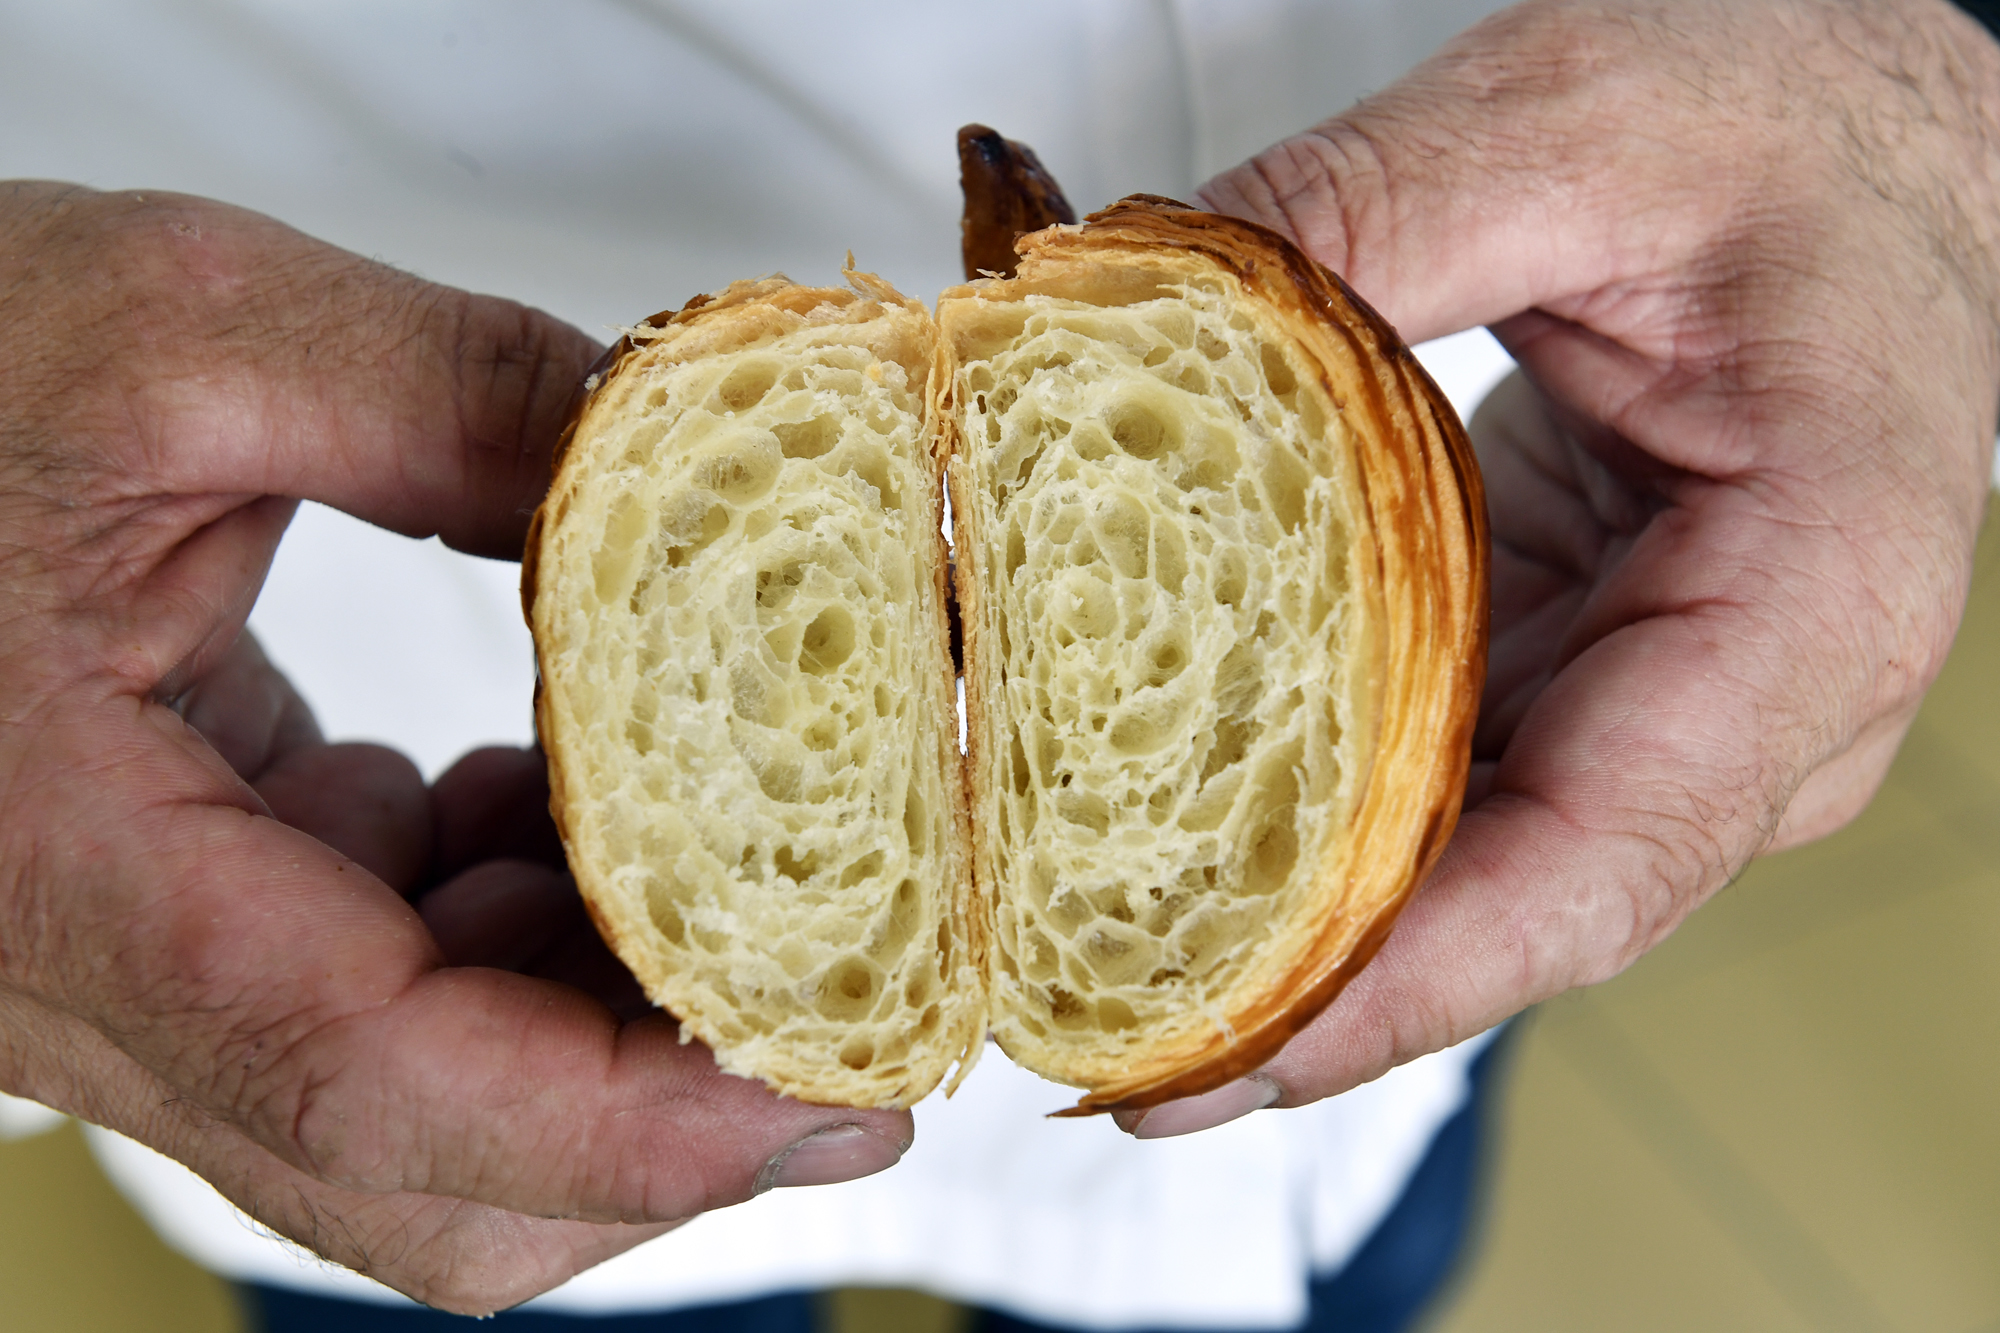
left=0, top=182, right=912, bottom=1313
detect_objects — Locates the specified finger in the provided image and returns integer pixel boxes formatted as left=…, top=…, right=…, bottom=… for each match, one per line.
left=170, top=628, right=323, bottom=781
left=431, top=746, right=567, bottom=878
left=1489, top=308, right=1981, bottom=713
left=10, top=183, right=600, bottom=559
left=1465, top=372, right=1618, bottom=757
left=97, top=492, right=301, bottom=704
left=418, top=859, right=583, bottom=971
left=147, top=619, right=434, bottom=895
left=527, top=920, right=653, bottom=1021
left=1468, top=372, right=1653, bottom=588
left=415, top=858, right=647, bottom=1014
left=255, top=743, right=433, bottom=895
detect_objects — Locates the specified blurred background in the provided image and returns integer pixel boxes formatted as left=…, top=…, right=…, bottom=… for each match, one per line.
left=4, top=1, right=1998, bottom=1329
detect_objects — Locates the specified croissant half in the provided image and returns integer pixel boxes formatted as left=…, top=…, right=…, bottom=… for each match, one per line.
left=526, top=198, right=1486, bottom=1112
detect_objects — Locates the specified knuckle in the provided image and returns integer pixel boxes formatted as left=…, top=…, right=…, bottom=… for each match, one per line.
left=1231, top=120, right=1413, bottom=305
left=1245, top=125, right=1372, bottom=266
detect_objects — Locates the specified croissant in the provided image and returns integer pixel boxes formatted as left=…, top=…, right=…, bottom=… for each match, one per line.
left=523, top=134, right=1486, bottom=1113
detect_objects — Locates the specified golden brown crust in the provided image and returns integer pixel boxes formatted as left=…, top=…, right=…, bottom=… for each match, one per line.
left=943, top=198, right=1487, bottom=1113
left=957, top=124, right=1077, bottom=281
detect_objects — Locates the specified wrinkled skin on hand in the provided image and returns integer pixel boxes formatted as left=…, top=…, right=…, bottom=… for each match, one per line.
left=0, top=184, right=912, bottom=1312
left=1117, top=0, right=2000, bottom=1136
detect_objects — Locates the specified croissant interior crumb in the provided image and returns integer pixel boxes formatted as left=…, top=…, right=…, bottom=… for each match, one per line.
left=947, top=274, right=1378, bottom=1086
left=533, top=285, right=981, bottom=1107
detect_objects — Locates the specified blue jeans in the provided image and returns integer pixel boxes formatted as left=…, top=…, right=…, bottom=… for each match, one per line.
left=244, top=1028, right=1512, bottom=1333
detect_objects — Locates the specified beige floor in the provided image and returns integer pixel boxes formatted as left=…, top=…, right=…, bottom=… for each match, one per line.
left=5, top=502, right=1998, bottom=1332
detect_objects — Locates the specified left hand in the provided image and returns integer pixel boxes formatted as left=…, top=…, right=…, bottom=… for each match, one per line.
left=1119, top=0, right=2000, bottom=1136
left=0, top=182, right=913, bottom=1311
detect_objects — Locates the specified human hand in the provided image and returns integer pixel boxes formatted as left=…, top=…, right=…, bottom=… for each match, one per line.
left=0, top=183, right=912, bottom=1311
left=1121, top=0, right=2000, bottom=1135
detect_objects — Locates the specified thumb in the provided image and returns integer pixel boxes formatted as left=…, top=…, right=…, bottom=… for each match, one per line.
left=1194, top=2, right=1739, bottom=344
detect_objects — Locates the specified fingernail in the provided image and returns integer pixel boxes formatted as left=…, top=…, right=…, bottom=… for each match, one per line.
left=756, top=1124, right=904, bottom=1193
left=1124, top=1075, right=1281, bottom=1140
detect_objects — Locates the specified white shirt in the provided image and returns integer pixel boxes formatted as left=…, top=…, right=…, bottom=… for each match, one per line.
left=0, top=3, right=1515, bottom=1326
